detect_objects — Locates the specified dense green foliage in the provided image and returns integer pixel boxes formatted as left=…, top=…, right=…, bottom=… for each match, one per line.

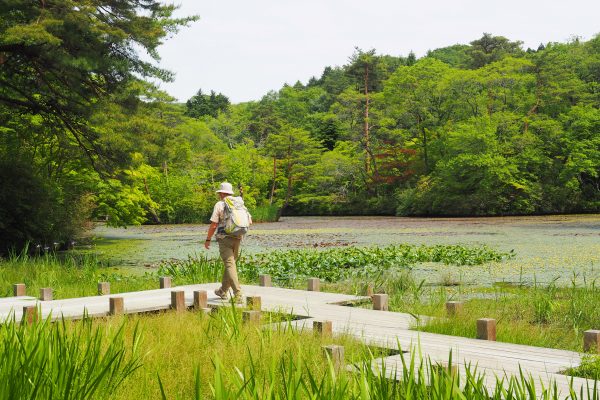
left=0, top=0, right=197, bottom=253
left=1, top=1, right=598, bottom=254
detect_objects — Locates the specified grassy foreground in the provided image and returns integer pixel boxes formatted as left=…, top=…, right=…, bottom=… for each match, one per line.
left=4, top=305, right=599, bottom=400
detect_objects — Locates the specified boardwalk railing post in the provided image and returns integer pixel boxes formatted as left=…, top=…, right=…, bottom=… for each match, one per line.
left=39, top=288, right=53, bottom=301
left=13, top=283, right=26, bottom=297
left=476, top=318, right=497, bottom=341
left=22, top=305, right=38, bottom=324
left=322, top=345, right=344, bottom=371
left=98, top=282, right=110, bottom=296
left=246, top=296, right=261, bottom=311
left=243, top=310, right=261, bottom=325
left=372, top=294, right=389, bottom=311
left=584, top=330, right=600, bottom=353
left=109, top=297, right=124, bottom=316
left=194, top=290, right=208, bottom=309
left=445, top=301, right=463, bottom=317
left=307, top=278, right=320, bottom=292
left=171, top=290, right=185, bottom=312
left=313, top=320, right=333, bottom=337
left=159, top=276, right=172, bottom=289
left=259, top=274, right=272, bottom=287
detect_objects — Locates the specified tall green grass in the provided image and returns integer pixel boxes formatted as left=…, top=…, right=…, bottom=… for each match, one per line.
left=157, top=254, right=223, bottom=283
left=0, top=252, right=222, bottom=299
left=158, top=344, right=600, bottom=400
left=0, top=315, right=141, bottom=400
left=250, top=205, right=280, bottom=222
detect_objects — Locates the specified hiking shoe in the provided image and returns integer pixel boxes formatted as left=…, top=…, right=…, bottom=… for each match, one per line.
left=214, top=288, right=227, bottom=300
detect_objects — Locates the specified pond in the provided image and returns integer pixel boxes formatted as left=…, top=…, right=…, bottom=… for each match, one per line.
left=89, top=215, right=600, bottom=286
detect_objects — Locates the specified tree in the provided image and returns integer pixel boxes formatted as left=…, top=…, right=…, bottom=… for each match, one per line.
left=0, top=0, right=196, bottom=167
left=382, top=58, right=455, bottom=174
left=0, top=1, right=196, bottom=252
left=346, top=48, right=386, bottom=177
left=264, top=127, right=322, bottom=209
left=427, top=44, right=470, bottom=68
left=185, top=89, right=230, bottom=118
left=467, top=33, right=524, bottom=68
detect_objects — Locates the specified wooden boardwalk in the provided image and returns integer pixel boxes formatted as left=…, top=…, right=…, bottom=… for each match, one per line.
left=1, top=283, right=597, bottom=396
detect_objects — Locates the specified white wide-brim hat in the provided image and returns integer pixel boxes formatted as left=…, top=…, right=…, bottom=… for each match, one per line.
left=216, top=182, right=234, bottom=195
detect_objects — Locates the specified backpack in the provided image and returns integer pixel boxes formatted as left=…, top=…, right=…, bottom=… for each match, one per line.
left=222, top=196, right=251, bottom=237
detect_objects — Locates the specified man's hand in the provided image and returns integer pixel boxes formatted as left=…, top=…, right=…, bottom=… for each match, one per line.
left=205, top=222, right=218, bottom=250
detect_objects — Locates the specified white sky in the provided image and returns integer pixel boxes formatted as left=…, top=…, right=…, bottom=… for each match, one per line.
left=153, top=0, right=600, bottom=103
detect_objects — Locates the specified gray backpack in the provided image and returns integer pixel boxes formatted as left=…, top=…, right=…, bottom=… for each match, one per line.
left=222, top=196, right=251, bottom=237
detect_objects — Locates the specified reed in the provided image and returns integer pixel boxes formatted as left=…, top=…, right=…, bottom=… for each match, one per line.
left=0, top=315, right=141, bottom=400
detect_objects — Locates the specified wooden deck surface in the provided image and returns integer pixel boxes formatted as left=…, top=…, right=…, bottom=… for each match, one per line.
left=1, top=283, right=596, bottom=396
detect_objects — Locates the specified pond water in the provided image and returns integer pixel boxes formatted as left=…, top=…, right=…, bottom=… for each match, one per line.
left=89, top=215, right=600, bottom=286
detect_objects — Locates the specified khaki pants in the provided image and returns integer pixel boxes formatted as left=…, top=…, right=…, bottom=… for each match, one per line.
left=217, top=236, right=242, bottom=295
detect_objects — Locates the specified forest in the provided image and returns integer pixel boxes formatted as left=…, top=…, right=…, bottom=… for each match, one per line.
left=1, top=1, right=599, bottom=253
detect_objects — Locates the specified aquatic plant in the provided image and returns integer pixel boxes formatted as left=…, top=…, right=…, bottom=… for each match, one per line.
left=238, top=244, right=513, bottom=284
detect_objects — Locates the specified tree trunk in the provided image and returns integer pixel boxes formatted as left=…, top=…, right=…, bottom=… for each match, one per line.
left=524, top=73, right=542, bottom=134
left=284, top=143, right=293, bottom=209
left=364, top=64, right=371, bottom=177
left=143, top=177, right=161, bottom=224
left=269, top=157, right=277, bottom=205
left=417, top=115, right=429, bottom=174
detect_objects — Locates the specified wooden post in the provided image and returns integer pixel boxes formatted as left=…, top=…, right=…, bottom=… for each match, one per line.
left=322, top=345, right=344, bottom=370
left=313, top=320, right=332, bottom=337
left=159, top=276, right=172, bottom=289
left=98, top=282, right=110, bottom=296
left=13, top=283, right=26, bottom=297
left=22, top=305, right=38, bottom=324
left=372, top=294, right=389, bottom=311
left=242, top=310, right=261, bottom=325
left=446, top=301, right=463, bottom=317
left=476, top=318, right=497, bottom=341
left=259, top=274, right=272, bottom=287
left=307, top=278, right=320, bottom=292
left=171, top=290, right=185, bottom=312
left=435, top=361, right=458, bottom=377
left=39, top=288, right=53, bottom=301
left=584, top=330, right=600, bottom=353
left=109, top=297, right=124, bottom=316
left=246, top=296, right=261, bottom=311
left=194, top=290, right=208, bottom=309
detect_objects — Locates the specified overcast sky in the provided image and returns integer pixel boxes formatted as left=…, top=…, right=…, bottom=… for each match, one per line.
left=153, top=0, right=600, bottom=103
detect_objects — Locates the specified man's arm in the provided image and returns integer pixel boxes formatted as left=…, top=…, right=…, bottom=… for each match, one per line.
left=204, top=222, right=218, bottom=249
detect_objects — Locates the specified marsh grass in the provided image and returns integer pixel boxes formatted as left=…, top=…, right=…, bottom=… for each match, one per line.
left=250, top=205, right=280, bottom=223
left=113, top=305, right=373, bottom=399
left=157, top=339, right=600, bottom=400
left=0, top=315, right=141, bottom=400
left=157, top=254, right=223, bottom=283
left=388, top=279, right=600, bottom=352
left=0, top=252, right=224, bottom=300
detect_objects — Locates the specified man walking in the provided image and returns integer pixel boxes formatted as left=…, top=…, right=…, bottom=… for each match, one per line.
left=204, top=182, right=246, bottom=301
